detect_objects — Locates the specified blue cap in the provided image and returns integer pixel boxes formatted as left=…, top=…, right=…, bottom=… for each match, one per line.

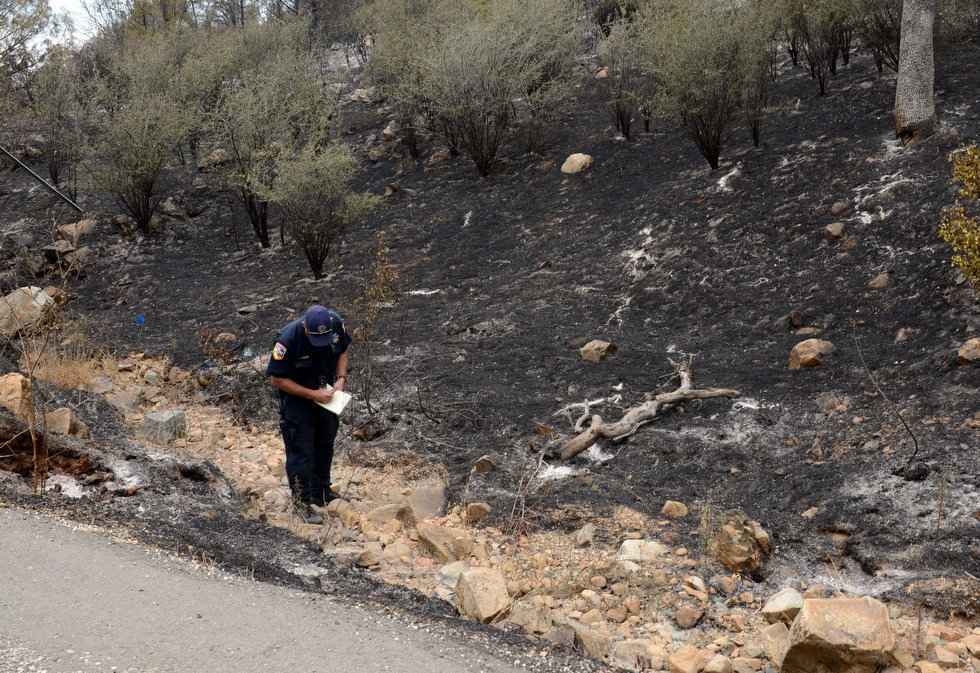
left=304, top=305, right=343, bottom=348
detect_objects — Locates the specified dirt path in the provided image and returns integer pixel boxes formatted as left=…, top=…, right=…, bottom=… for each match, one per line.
left=0, top=507, right=524, bottom=673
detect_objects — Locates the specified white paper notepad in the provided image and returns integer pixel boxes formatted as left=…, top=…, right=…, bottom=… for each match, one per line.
left=315, top=389, right=352, bottom=416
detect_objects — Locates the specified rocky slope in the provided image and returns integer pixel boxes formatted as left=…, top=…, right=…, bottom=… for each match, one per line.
left=1, top=34, right=980, bottom=672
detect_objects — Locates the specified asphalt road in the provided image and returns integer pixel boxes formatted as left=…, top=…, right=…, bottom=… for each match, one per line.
left=0, top=507, right=524, bottom=673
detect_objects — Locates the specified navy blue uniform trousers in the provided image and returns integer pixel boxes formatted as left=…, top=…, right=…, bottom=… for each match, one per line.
left=279, top=394, right=339, bottom=506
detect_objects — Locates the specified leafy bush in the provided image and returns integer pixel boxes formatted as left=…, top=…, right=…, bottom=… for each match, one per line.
left=364, top=0, right=579, bottom=175
left=0, top=0, right=49, bottom=79
left=29, top=46, right=85, bottom=190
left=597, top=18, right=649, bottom=140
left=86, top=33, right=193, bottom=233
left=856, top=0, right=901, bottom=73
left=261, top=144, right=378, bottom=279
left=939, top=146, right=980, bottom=288
left=649, top=1, right=753, bottom=169
left=738, top=3, right=779, bottom=147
left=88, top=97, right=187, bottom=234
left=211, top=23, right=331, bottom=247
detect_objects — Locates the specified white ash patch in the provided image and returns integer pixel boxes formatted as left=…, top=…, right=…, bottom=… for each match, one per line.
left=582, top=444, right=615, bottom=464
left=45, top=474, right=85, bottom=498
left=536, top=463, right=582, bottom=482
left=716, top=163, right=742, bottom=193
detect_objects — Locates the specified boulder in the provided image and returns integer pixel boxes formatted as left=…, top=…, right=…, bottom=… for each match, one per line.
left=57, top=218, right=96, bottom=245
left=417, top=523, right=473, bottom=562
left=42, top=239, right=75, bottom=262
left=575, top=523, right=596, bottom=547
left=159, top=197, right=185, bottom=219
left=561, top=153, right=593, bottom=175
left=464, top=501, right=491, bottom=525
left=824, top=222, right=845, bottom=240
left=141, top=409, right=188, bottom=444
left=508, top=599, right=554, bottom=635
left=356, top=542, right=383, bottom=568
left=712, top=515, right=768, bottom=574
left=437, top=560, right=469, bottom=588
left=789, top=339, right=836, bottom=369
left=580, top=339, right=616, bottom=363
left=662, top=500, right=689, bottom=518
left=382, top=121, right=398, bottom=141
left=0, top=287, right=55, bottom=337
left=931, top=645, right=960, bottom=668
left=44, top=407, right=89, bottom=438
left=617, top=539, right=668, bottom=562
left=260, top=487, right=292, bottom=513
left=0, top=373, right=32, bottom=421
left=472, top=454, right=496, bottom=474
left=43, top=287, right=67, bottom=305
left=916, top=662, right=945, bottom=673
left=867, top=272, right=892, bottom=290
left=761, top=622, right=790, bottom=665
left=782, top=597, right=896, bottom=673
left=570, top=621, right=611, bottom=660
left=704, top=655, right=733, bottom=673
left=610, top=639, right=666, bottom=672
left=830, top=201, right=850, bottom=216
left=731, top=658, right=764, bottom=673
left=676, top=605, right=705, bottom=629
left=456, top=567, right=510, bottom=623
left=383, top=540, right=413, bottom=563
left=405, top=482, right=447, bottom=520
left=762, top=588, right=805, bottom=625
left=64, top=246, right=92, bottom=269
left=958, top=338, right=980, bottom=365
left=668, top=645, right=712, bottom=673
left=960, top=634, right=980, bottom=656
left=365, top=503, right=416, bottom=530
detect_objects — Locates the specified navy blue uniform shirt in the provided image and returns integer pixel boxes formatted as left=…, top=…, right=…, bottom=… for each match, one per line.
left=265, top=318, right=352, bottom=394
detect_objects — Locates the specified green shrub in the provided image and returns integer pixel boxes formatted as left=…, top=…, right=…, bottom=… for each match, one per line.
left=261, top=144, right=378, bottom=279
left=210, top=22, right=331, bottom=247
left=363, top=0, right=579, bottom=175
left=30, top=46, right=85, bottom=190
left=86, top=32, right=193, bottom=234
left=597, top=18, right=649, bottom=140
left=649, top=1, right=745, bottom=169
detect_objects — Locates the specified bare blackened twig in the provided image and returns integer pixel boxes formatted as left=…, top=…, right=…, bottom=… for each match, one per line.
left=851, top=335, right=919, bottom=468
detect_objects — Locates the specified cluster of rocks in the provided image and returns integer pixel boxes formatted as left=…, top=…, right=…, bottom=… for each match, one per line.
left=61, top=355, right=978, bottom=673
left=0, top=372, right=88, bottom=438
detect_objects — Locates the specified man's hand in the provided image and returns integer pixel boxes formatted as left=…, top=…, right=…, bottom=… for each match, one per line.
left=310, top=386, right=335, bottom=404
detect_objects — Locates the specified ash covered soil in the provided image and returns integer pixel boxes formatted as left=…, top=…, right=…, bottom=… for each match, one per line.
left=2, top=42, right=980, bottom=612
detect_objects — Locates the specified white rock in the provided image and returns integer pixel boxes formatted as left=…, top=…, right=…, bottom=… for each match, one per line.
left=561, top=153, right=593, bottom=175
left=762, top=588, right=805, bottom=624
left=0, top=287, right=55, bottom=338
left=617, top=539, right=668, bottom=563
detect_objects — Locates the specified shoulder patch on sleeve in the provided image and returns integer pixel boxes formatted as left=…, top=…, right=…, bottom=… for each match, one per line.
left=272, top=342, right=287, bottom=361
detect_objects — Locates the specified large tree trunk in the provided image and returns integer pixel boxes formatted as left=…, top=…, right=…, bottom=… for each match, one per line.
left=894, top=0, right=936, bottom=141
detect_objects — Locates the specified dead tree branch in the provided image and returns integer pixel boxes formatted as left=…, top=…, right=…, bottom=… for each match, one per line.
left=559, top=358, right=739, bottom=461
left=553, top=394, right=623, bottom=431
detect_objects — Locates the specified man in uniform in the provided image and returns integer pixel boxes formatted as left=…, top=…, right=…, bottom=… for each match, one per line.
left=266, top=305, right=351, bottom=524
